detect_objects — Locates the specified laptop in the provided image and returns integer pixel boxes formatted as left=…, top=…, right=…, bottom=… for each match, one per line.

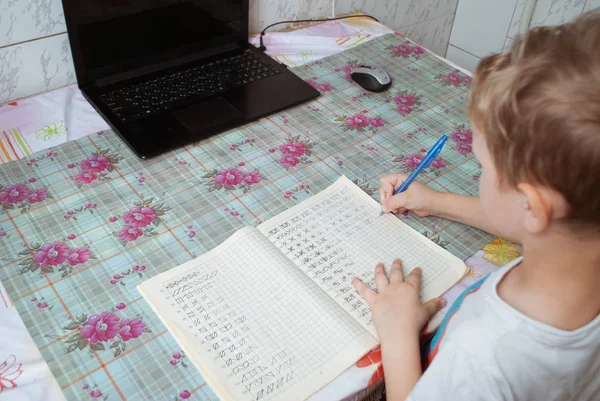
left=61, top=0, right=320, bottom=159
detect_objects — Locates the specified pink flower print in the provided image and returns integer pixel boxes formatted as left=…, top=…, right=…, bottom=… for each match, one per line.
left=74, top=172, right=98, bottom=185
left=318, top=83, right=333, bottom=92
left=243, top=171, right=262, bottom=185
left=37, top=302, right=48, bottom=308
left=68, top=163, right=75, bottom=169
left=118, top=225, right=143, bottom=242
left=450, top=129, right=473, bottom=144
left=268, top=148, right=276, bottom=153
left=109, top=216, right=118, bottom=223
left=170, top=359, right=178, bottom=365
left=90, top=390, right=102, bottom=398
left=393, top=94, right=416, bottom=106
left=337, top=160, right=343, bottom=166
left=34, top=241, right=70, bottom=267
left=455, top=143, right=473, bottom=155
left=0, top=230, right=6, bottom=237
left=430, top=157, right=447, bottom=169
left=27, top=188, right=48, bottom=204
left=82, top=384, right=89, bottom=390
left=118, top=318, right=145, bottom=341
left=138, top=176, right=145, bottom=183
left=116, top=303, right=126, bottom=310
left=173, top=352, right=182, bottom=359
left=238, top=161, right=245, bottom=167
left=110, top=280, right=118, bottom=285
left=462, top=75, right=472, bottom=85
left=279, top=142, right=306, bottom=157
left=392, top=43, right=413, bottom=57
left=132, top=265, right=140, bottom=271
left=405, top=153, right=425, bottom=169
left=280, top=156, right=299, bottom=168
left=396, top=105, right=414, bottom=115
left=443, top=71, right=465, bottom=86
left=412, top=46, right=425, bottom=55
left=472, top=174, right=480, bottom=181
left=28, top=177, right=36, bottom=183
left=369, top=117, right=385, bottom=127
left=346, top=114, right=370, bottom=128
left=139, top=265, right=146, bottom=271
left=123, top=207, right=156, bottom=228
left=67, top=234, right=76, bottom=240
left=180, top=390, right=191, bottom=399
left=80, top=156, right=110, bottom=173
left=113, top=274, right=122, bottom=280
left=215, top=168, right=244, bottom=186
left=81, top=312, right=120, bottom=343
left=0, top=184, right=29, bottom=204
left=31, top=297, right=38, bottom=302
left=67, top=247, right=91, bottom=266
left=188, top=231, right=196, bottom=239
left=230, top=211, right=239, bottom=217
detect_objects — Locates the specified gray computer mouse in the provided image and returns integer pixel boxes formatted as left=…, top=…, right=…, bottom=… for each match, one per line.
left=350, top=66, right=392, bottom=92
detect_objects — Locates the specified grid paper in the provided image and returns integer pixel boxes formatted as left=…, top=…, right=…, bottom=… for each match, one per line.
left=258, top=177, right=466, bottom=337
left=140, top=228, right=376, bottom=401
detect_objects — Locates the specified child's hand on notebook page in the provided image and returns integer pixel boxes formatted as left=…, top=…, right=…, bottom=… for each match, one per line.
left=379, top=173, right=441, bottom=216
left=352, top=259, right=446, bottom=339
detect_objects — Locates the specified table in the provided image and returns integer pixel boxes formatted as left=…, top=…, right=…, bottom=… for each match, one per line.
left=0, top=19, right=521, bottom=401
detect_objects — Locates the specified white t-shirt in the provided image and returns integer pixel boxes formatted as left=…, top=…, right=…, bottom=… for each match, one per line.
left=408, top=258, right=600, bottom=401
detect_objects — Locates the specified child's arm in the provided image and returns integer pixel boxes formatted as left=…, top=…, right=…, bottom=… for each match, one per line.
left=352, top=260, right=446, bottom=401
left=379, top=174, right=519, bottom=243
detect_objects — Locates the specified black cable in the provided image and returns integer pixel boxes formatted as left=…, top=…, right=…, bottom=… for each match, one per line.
left=258, top=14, right=379, bottom=51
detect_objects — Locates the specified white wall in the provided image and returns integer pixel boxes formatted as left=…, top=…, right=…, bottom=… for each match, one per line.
left=0, top=0, right=461, bottom=104
left=446, top=0, right=600, bottom=73
left=336, top=0, right=459, bottom=56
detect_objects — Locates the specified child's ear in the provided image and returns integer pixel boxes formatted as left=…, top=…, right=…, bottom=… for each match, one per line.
left=517, top=183, right=549, bottom=234
left=517, top=183, right=568, bottom=234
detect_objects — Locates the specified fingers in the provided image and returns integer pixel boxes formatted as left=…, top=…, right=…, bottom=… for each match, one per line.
left=352, top=277, right=377, bottom=304
left=374, top=263, right=389, bottom=290
left=405, top=267, right=422, bottom=289
left=423, top=298, right=447, bottom=320
left=379, top=174, right=407, bottom=211
left=389, top=259, right=404, bottom=284
left=383, top=193, right=409, bottom=214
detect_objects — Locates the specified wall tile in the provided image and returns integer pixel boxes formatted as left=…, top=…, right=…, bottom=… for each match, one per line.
left=400, top=13, right=456, bottom=56
left=0, top=0, right=66, bottom=47
left=450, top=0, right=517, bottom=57
left=509, top=0, right=586, bottom=38
left=584, top=0, right=600, bottom=11
left=336, top=0, right=458, bottom=29
left=0, top=33, right=74, bottom=103
left=249, top=0, right=333, bottom=33
left=446, top=44, right=480, bottom=72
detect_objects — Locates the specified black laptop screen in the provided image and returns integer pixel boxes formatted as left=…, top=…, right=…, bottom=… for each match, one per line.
left=63, top=0, right=246, bottom=82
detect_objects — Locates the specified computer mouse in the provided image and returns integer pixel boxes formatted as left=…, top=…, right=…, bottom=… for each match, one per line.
left=350, top=66, right=392, bottom=92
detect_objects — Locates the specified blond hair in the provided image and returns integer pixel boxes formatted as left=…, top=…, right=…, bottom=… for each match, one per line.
left=468, top=11, right=600, bottom=230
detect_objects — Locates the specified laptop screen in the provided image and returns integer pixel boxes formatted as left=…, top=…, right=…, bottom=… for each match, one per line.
left=63, top=0, right=248, bottom=84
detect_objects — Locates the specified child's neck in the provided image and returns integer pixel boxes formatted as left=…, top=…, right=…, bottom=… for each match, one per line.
left=497, top=231, right=600, bottom=331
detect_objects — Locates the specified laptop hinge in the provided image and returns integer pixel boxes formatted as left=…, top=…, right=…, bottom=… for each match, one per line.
left=95, top=43, right=241, bottom=87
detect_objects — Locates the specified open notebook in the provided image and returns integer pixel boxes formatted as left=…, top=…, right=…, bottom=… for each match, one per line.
left=138, top=176, right=467, bottom=401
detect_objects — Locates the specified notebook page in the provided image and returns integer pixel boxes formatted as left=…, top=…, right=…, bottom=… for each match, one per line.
left=138, top=227, right=377, bottom=401
left=258, top=176, right=467, bottom=338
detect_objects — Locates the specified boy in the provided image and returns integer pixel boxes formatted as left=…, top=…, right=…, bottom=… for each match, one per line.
left=352, top=11, right=600, bottom=401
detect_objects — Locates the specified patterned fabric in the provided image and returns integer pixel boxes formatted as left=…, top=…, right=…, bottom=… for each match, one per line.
left=0, top=34, right=493, bottom=400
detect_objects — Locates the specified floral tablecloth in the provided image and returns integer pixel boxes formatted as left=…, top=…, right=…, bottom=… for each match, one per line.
left=0, top=32, right=511, bottom=401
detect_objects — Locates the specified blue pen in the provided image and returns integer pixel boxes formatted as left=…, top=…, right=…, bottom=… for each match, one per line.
left=379, top=134, right=448, bottom=216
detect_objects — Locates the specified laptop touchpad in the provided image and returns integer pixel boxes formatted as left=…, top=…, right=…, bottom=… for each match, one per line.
left=173, top=97, right=243, bottom=132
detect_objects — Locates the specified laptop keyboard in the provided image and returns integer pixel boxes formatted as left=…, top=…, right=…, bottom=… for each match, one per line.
left=100, top=50, right=280, bottom=123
